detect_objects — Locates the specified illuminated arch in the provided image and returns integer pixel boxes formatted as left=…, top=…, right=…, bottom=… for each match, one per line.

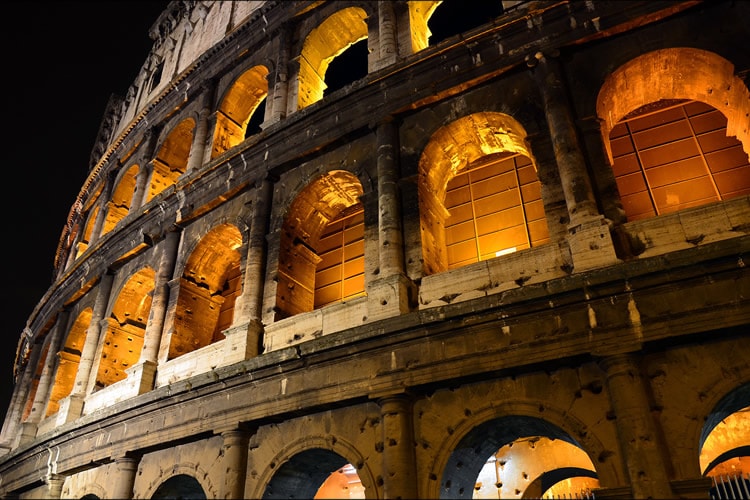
left=699, top=383, right=750, bottom=478
left=149, top=117, right=196, bottom=201
left=45, top=308, right=92, bottom=416
left=408, top=0, right=440, bottom=53
left=75, top=184, right=105, bottom=260
left=168, top=223, right=242, bottom=360
left=423, top=400, right=615, bottom=499
left=598, top=48, right=750, bottom=220
left=253, top=436, right=375, bottom=500
left=101, top=163, right=138, bottom=236
left=275, top=170, right=365, bottom=320
left=597, top=48, right=750, bottom=164
left=297, top=7, right=368, bottom=110
left=212, top=65, right=269, bottom=159
left=94, top=267, right=155, bottom=389
left=438, top=416, right=598, bottom=499
left=418, top=112, right=548, bottom=275
left=143, top=465, right=216, bottom=499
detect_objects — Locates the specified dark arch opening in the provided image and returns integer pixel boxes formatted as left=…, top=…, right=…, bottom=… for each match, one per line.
left=262, top=448, right=349, bottom=499
left=245, top=96, right=267, bottom=138
left=152, top=474, right=206, bottom=499
left=537, top=467, right=599, bottom=493
left=324, top=38, right=368, bottom=97
left=440, top=415, right=582, bottom=499
left=700, top=382, right=750, bottom=449
left=428, top=1, right=505, bottom=46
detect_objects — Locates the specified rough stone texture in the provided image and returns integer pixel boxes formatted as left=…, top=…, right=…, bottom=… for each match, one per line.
left=1, top=1, right=749, bottom=499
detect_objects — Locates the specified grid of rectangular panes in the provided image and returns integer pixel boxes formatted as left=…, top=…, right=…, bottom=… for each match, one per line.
left=610, top=100, right=750, bottom=221
left=444, top=154, right=549, bottom=269
left=314, top=205, right=365, bottom=309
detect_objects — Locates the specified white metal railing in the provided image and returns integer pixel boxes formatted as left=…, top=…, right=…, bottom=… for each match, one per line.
left=711, top=473, right=750, bottom=500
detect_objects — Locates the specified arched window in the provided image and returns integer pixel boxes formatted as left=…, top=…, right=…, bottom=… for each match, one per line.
left=276, top=171, right=365, bottom=320
left=169, top=224, right=242, bottom=360
left=297, top=7, right=369, bottom=110
left=212, top=65, right=269, bottom=158
left=609, top=99, right=750, bottom=220
left=45, top=309, right=92, bottom=416
left=101, top=163, right=138, bottom=236
left=95, top=267, right=155, bottom=389
left=444, top=152, right=547, bottom=269
left=149, top=118, right=195, bottom=201
left=262, top=449, right=363, bottom=499
left=419, top=112, right=549, bottom=275
left=597, top=48, right=750, bottom=221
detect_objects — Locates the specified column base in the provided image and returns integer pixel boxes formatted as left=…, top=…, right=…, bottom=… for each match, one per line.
left=366, top=273, right=416, bottom=322
left=125, top=360, right=158, bottom=395
left=54, top=393, right=85, bottom=426
left=17, top=421, right=39, bottom=447
left=671, top=477, right=713, bottom=499
left=221, top=319, right=264, bottom=366
left=567, top=215, right=620, bottom=272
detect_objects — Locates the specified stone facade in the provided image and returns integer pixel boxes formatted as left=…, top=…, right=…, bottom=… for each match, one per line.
left=1, top=1, right=749, bottom=498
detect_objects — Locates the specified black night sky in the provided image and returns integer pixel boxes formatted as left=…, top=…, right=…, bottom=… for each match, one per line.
left=2, top=1, right=170, bottom=425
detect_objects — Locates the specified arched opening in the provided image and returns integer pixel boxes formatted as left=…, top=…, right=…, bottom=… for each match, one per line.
left=94, top=267, right=155, bottom=389
left=297, top=7, right=368, bottom=110
left=75, top=184, right=105, bottom=259
left=149, top=118, right=195, bottom=201
left=212, top=65, right=269, bottom=158
left=275, top=171, right=365, bottom=320
left=168, top=224, right=242, bottom=360
left=440, top=416, right=598, bottom=499
left=262, top=448, right=364, bottom=499
left=607, top=99, right=750, bottom=220
left=324, top=38, right=368, bottom=97
left=700, top=383, right=750, bottom=497
left=419, top=112, right=549, bottom=275
left=45, top=309, right=92, bottom=416
left=101, top=163, right=139, bottom=236
left=408, top=0, right=505, bottom=53
left=21, top=343, right=49, bottom=422
left=152, top=474, right=207, bottom=499
left=597, top=48, right=750, bottom=222
left=427, top=0, right=505, bottom=46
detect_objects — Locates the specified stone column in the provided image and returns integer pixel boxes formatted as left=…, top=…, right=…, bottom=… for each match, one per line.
left=26, top=310, right=71, bottom=425
left=377, top=118, right=404, bottom=278
left=578, top=116, right=627, bottom=225
left=599, top=353, right=674, bottom=499
left=140, top=228, right=181, bottom=364
left=132, top=128, right=161, bottom=209
left=377, top=1, right=398, bottom=69
left=187, top=82, right=216, bottom=172
left=224, top=179, right=273, bottom=364
left=367, top=119, right=413, bottom=321
left=531, top=51, right=618, bottom=271
left=43, top=473, right=65, bottom=499
left=378, top=394, right=418, bottom=499
left=0, top=332, right=44, bottom=450
left=270, top=25, right=291, bottom=124
left=128, top=227, right=181, bottom=392
left=111, top=456, right=139, bottom=499
left=73, top=272, right=115, bottom=399
left=531, top=51, right=597, bottom=223
left=131, top=160, right=154, bottom=210
left=89, top=170, right=117, bottom=246
left=217, top=427, right=253, bottom=499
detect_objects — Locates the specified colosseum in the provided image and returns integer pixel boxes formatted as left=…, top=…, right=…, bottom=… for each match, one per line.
left=1, top=1, right=748, bottom=498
